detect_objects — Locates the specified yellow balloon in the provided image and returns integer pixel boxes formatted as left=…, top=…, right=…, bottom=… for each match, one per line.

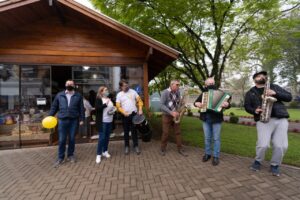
left=42, top=116, right=58, bottom=129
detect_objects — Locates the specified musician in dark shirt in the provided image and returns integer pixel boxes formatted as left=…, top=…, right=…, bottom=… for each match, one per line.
left=194, top=78, right=230, bottom=166
left=244, top=71, right=292, bottom=176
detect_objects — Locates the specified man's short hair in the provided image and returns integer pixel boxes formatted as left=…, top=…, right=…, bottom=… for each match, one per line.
left=65, top=79, right=74, bottom=85
left=170, top=80, right=180, bottom=86
left=119, top=79, right=129, bottom=87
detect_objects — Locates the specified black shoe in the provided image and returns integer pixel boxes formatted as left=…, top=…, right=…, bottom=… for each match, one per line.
left=250, top=160, right=261, bottom=171
left=202, top=154, right=211, bottom=162
left=178, top=149, right=188, bottom=157
left=53, top=159, right=64, bottom=168
left=270, top=165, right=280, bottom=177
left=160, top=149, right=166, bottom=156
left=212, top=157, right=219, bottom=166
left=67, top=156, right=76, bottom=163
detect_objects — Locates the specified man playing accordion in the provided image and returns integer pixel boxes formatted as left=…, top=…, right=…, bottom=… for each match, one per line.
left=194, top=78, right=231, bottom=166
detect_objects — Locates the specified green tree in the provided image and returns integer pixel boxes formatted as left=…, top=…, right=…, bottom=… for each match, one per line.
left=278, top=25, right=300, bottom=96
left=148, top=66, right=183, bottom=95
left=225, top=4, right=299, bottom=86
left=91, top=0, right=299, bottom=90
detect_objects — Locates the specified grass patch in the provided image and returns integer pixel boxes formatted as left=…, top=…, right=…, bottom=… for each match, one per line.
left=223, top=108, right=300, bottom=121
left=180, top=116, right=300, bottom=167
left=189, top=107, right=300, bottom=121
left=287, top=109, right=300, bottom=121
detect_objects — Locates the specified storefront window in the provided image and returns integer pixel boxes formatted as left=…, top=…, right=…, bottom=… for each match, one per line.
left=19, top=66, right=52, bottom=145
left=73, top=65, right=144, bottom=100
left=120, top=66, right=144, bottom=98
left=0, top=64, right=20, bottom=149
left=0, top=64, right=144, bottom=149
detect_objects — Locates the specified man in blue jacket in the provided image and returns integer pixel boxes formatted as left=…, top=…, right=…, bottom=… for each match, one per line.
left=49, top=80, right=84, bottom=167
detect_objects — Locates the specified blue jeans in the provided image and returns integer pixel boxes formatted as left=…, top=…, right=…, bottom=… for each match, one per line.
left=203, top=121, right=222, bottom=158
left=97, top=122, right=112, bottom=155
left=58, top=118, right=78, bottom=160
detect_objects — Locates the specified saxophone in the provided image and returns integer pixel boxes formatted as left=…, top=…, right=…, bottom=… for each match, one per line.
left=173, top=90, right=188, bottom=124
left=260, top=78, right=277, bottom=123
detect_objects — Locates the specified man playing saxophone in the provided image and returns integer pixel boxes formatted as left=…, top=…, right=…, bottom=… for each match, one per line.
left=194, top=78, right=230, bottom=166
left=244, top=71, right=292, bottom=176
left=160, top=80, right=187, bottom=156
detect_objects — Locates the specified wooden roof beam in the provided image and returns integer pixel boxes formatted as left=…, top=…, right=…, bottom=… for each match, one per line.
left=0, top=0, right=40, bottom=12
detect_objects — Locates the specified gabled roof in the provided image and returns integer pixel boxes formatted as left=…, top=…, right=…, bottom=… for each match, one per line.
left=0, top=0, right=180, bottom=79
left=0, top=0, right=180, bottom=59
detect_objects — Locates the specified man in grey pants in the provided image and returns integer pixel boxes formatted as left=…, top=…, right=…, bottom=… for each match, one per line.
left=244, top=71, right=292, bottom=176
left=160, top=80, right=187, bottom=156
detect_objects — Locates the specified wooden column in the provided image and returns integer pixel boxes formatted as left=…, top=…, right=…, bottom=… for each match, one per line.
left=143, top=62, right=149, bottom=109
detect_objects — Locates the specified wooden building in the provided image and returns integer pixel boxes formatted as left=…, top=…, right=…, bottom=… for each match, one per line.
left=0, top=0, right=179, bottom=149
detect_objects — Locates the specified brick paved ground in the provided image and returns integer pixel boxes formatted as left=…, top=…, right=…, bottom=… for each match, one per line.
left=0, top=140, right=299, bottom=200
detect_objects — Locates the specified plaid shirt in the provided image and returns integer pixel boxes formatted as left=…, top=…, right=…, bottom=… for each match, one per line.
left=168, top=90, right=180, bottom=111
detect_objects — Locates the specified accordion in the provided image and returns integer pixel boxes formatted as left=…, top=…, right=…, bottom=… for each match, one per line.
left=200, top=89, right=231, bottom=113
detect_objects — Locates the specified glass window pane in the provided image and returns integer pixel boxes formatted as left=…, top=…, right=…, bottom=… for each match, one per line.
left=20, top=66, right=52, bottom=145
left=0, top=64, right=20, bottom=149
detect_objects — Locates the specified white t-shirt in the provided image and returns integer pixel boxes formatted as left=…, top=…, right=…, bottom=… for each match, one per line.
left=102, top=98, right=114, bottom=123
left=116, top=89, right=139, bottom=114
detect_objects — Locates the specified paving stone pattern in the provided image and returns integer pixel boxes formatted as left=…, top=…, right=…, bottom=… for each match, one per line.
left=0, top=141, right=299, bottom=200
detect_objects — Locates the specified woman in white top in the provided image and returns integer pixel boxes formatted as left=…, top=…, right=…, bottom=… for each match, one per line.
left=95, top=86, right=115, bottom=164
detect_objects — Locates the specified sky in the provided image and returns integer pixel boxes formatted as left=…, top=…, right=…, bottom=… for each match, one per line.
left=75, top=0, right=94, bottom=10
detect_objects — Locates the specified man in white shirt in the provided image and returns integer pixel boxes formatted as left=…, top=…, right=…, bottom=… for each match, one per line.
left=116, top=80, right=143, bottom=155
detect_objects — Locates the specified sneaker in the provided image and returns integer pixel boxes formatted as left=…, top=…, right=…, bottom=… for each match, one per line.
left=270, top=165, right=280, bottom=177
left=67, top=156, right=76, bottom=163
left=125, top=146, right=129, bottom=155
left=134, top=146, right=141, bottom=155
left=53, top=159, right=64, bottom=168
left=202, top=154, right=211, bottom=162
left=178, top=149, right=188, bottom=157
left=212, top=157, right=219, bottom=166
left=96, top=155, right=101, bottom=164
left=250, top=160, right=261, bottom=171
left=102, top=151, right=111, bottom=158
